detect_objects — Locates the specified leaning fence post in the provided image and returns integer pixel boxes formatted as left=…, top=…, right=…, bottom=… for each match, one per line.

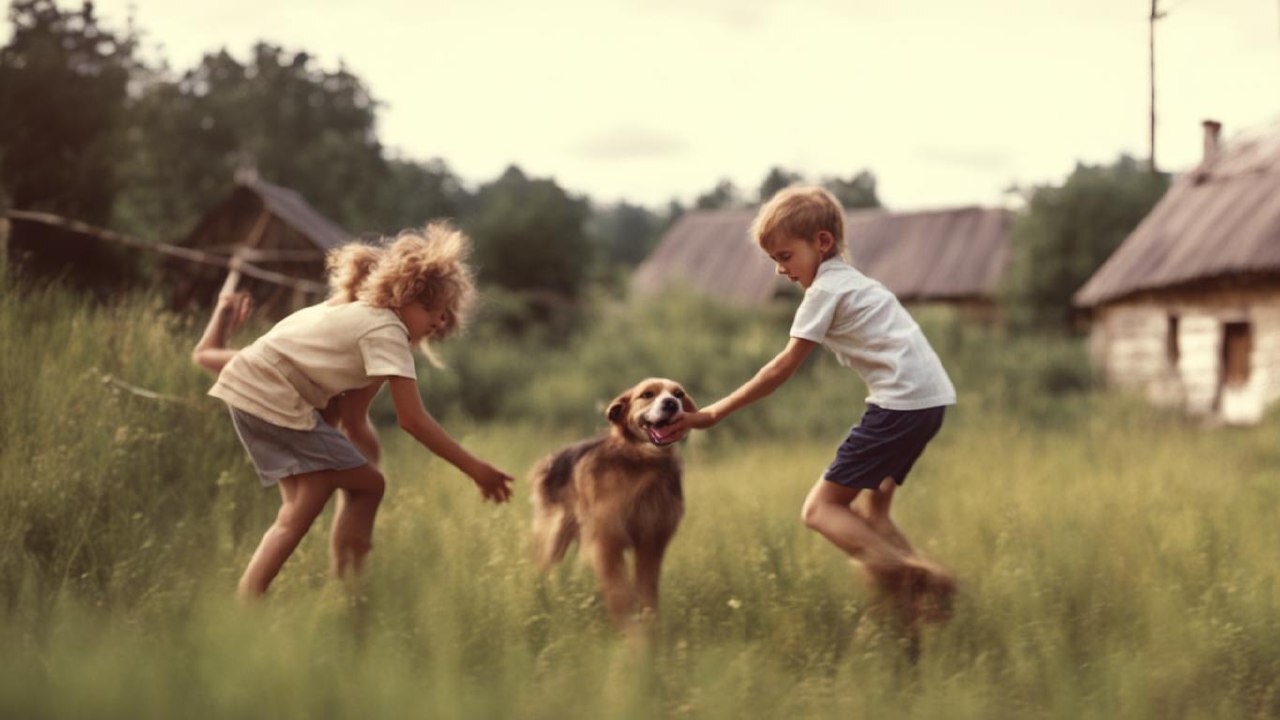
left=219, top=253, right=243, bottom=296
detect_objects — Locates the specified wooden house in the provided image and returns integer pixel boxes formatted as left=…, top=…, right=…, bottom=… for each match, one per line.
left=169, top=175, right=353, bottom=319
left=632, top=205, right=1013, bottom=315
left=1074, top=120, right=1280, bottom=424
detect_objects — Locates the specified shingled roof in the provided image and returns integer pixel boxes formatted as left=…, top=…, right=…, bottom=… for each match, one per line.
left=632, top=206, right=1013, bottom=306
left=238, top=177, right=352, bottom=250
left=1075, top=122, right=1280, bottom=308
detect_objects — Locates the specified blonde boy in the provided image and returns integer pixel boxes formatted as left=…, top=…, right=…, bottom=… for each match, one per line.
left=667, top=185, right=956, bottom=619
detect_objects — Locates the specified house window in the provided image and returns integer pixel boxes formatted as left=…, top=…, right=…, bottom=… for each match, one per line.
left=1166, top=315, right=1179, bottom=367
left=1221, top=322, right=1252, bottom=387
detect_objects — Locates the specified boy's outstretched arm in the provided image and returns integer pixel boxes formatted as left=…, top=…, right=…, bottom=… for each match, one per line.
left=674, top=337, right=817, bottom=432
left=385, top=376, right=514, bottom=503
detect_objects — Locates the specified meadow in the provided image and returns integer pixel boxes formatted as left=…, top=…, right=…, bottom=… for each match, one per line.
left=2, top=267, right=1279, bottom=719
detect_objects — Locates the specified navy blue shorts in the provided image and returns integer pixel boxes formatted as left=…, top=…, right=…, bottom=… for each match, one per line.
left=823, top=404, right=946, bottom=490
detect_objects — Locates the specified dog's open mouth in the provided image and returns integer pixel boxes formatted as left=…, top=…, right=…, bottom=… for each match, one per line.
left=641, top=417, right=684, bottom=446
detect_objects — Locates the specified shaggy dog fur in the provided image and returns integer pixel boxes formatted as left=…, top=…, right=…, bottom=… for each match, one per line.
left=529, top=378, right=695, bottom=625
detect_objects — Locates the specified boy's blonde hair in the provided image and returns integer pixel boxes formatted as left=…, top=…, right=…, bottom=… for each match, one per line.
left=325, top=220, right=477, bottom=367
left=751, top=185, right=848, bottom=260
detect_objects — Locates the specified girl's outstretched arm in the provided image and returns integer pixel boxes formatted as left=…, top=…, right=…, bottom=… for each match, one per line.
left=672, top=337, right=817, bottom=432
left=385, top=376, right=514, bottom=503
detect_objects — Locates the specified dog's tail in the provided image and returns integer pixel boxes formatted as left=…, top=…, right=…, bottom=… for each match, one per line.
left=531, top=504, right=579, bottom=570
left=529, top=451, right=583, bottom=570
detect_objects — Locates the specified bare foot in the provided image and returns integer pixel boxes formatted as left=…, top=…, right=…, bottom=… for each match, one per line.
left=861, top=558, right=957, bottom=627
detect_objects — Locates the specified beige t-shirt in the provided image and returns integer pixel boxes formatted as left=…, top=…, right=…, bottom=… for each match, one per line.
left=210, top=301, right=417, bottom=430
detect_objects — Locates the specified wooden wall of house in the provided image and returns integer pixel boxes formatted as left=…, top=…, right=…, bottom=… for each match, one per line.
left=171, top=192, right=328, bottom=319
left=1091, top=289, right=1280, bottom=424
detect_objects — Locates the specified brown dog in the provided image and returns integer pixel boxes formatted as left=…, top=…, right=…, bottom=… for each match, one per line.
left=529, top=378, right=695, bottom=625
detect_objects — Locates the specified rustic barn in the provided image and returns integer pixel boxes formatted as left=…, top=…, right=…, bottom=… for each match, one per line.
left=632, top=205, right=1013, bottom=314
left=169, top=175, right=353, bottom=319
left=1074, top=120, right=1280, bottom=425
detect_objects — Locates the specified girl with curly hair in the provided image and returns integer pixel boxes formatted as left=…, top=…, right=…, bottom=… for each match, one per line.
left=195, top=221, right=514, bottom=598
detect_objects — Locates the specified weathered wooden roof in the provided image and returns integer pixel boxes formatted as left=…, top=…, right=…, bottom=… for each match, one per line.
left=240, top=178, right=352, bottom=250
left=632, top=206, right=1013, bottom=306
left=1075, top=124, right=1280, bottom=308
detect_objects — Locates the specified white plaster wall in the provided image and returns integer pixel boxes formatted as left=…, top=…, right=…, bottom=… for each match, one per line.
left=1090, top=290, right=1280, bottom=424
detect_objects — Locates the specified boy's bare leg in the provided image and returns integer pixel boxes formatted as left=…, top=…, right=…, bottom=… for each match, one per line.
left=803, top=478, right=956, bottom=625
left=238, top=473, right=334, bottom=598
left=801, top=479, right=914, bottom=570
left=851, top=478, right=916, bottom=556
left=854, top=477, right=957, bottom=624
left=192, top=292, right=252, bottom=376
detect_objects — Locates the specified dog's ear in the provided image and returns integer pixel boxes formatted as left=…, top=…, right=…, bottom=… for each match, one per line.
left=606, top=393, right=631, bottom=424
left=679, top=389, right=698, bottom=413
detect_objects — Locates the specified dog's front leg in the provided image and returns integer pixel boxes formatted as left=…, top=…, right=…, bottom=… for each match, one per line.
left=587, top=533, right=633, bottom=626
left=633, top=540, right=667, bottom=615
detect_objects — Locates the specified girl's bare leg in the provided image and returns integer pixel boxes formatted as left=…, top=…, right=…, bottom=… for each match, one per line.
left=327, top=465, right=386, bottom=580
left=238, top=474, right=334, bottom=598
left=192, top=292, right=252, bottom=376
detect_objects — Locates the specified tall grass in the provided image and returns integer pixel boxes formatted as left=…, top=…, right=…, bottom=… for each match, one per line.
left=3, top=270, right=1278, bottom=718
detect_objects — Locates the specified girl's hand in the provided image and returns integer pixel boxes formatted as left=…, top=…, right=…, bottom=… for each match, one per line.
left=469, top=462, right=515, bottom=503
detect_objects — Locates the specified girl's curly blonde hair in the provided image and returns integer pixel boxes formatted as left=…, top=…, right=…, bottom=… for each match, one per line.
left=325, top=221, right=476, bottom=367
left=325, top=243, right=382, bottom=304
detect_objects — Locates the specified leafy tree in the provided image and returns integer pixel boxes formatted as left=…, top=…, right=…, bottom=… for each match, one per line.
left=694, top=179, right=741, bottom=210
left=114, top=42, right=387, bottom=239
left=758, top=166, right=803, bottom=203
left=1002, top=154, right=1169, bottom=331
left=753, top=167, right=883, bottom=209
left=822, top=170, right=880, bottom=210
left=466, top=166, right=592, bottom=298
left=0, top=0, right=137, bottom=223
left=366, top=157, right=469, bottom=236
left=590, top=201, right=659, bottom=268
left=660, top=199, right=685, bottom=231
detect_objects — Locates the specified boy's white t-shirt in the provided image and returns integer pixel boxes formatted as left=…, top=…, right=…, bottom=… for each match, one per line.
left=789, top=259, right=956, bottom=411
left=210, top=301, right=417, bottom=430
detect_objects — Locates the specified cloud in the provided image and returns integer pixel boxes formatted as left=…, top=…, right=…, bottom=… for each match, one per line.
left=571, top=126, right=690, bottom=162
left=915, top=145, right=1013, bottom=172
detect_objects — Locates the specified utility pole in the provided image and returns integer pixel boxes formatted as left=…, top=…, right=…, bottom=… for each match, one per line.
left=1149, top=0, right=1166, bottom=174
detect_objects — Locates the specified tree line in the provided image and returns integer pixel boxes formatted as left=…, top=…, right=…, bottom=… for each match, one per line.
left=1, top=0, right=1167, bottom=329
left=0, top=1, right=882, bottom=301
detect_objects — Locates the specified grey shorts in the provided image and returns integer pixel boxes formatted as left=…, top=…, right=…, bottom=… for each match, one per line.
left=228, top=407, right=368, bottom=487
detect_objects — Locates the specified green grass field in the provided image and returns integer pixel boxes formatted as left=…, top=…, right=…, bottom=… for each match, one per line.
left=3, top=277, right=1279, bottom=719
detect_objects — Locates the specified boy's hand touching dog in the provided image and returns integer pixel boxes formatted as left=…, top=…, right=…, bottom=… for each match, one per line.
left=663, top=409, right=717, bottom=437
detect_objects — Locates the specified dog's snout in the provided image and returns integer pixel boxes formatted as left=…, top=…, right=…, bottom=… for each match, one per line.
left=661, top=398, right=679, bottom=413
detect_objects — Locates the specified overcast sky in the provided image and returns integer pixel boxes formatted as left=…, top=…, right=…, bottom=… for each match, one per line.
left=58, top=1, right=1280, bottom=209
